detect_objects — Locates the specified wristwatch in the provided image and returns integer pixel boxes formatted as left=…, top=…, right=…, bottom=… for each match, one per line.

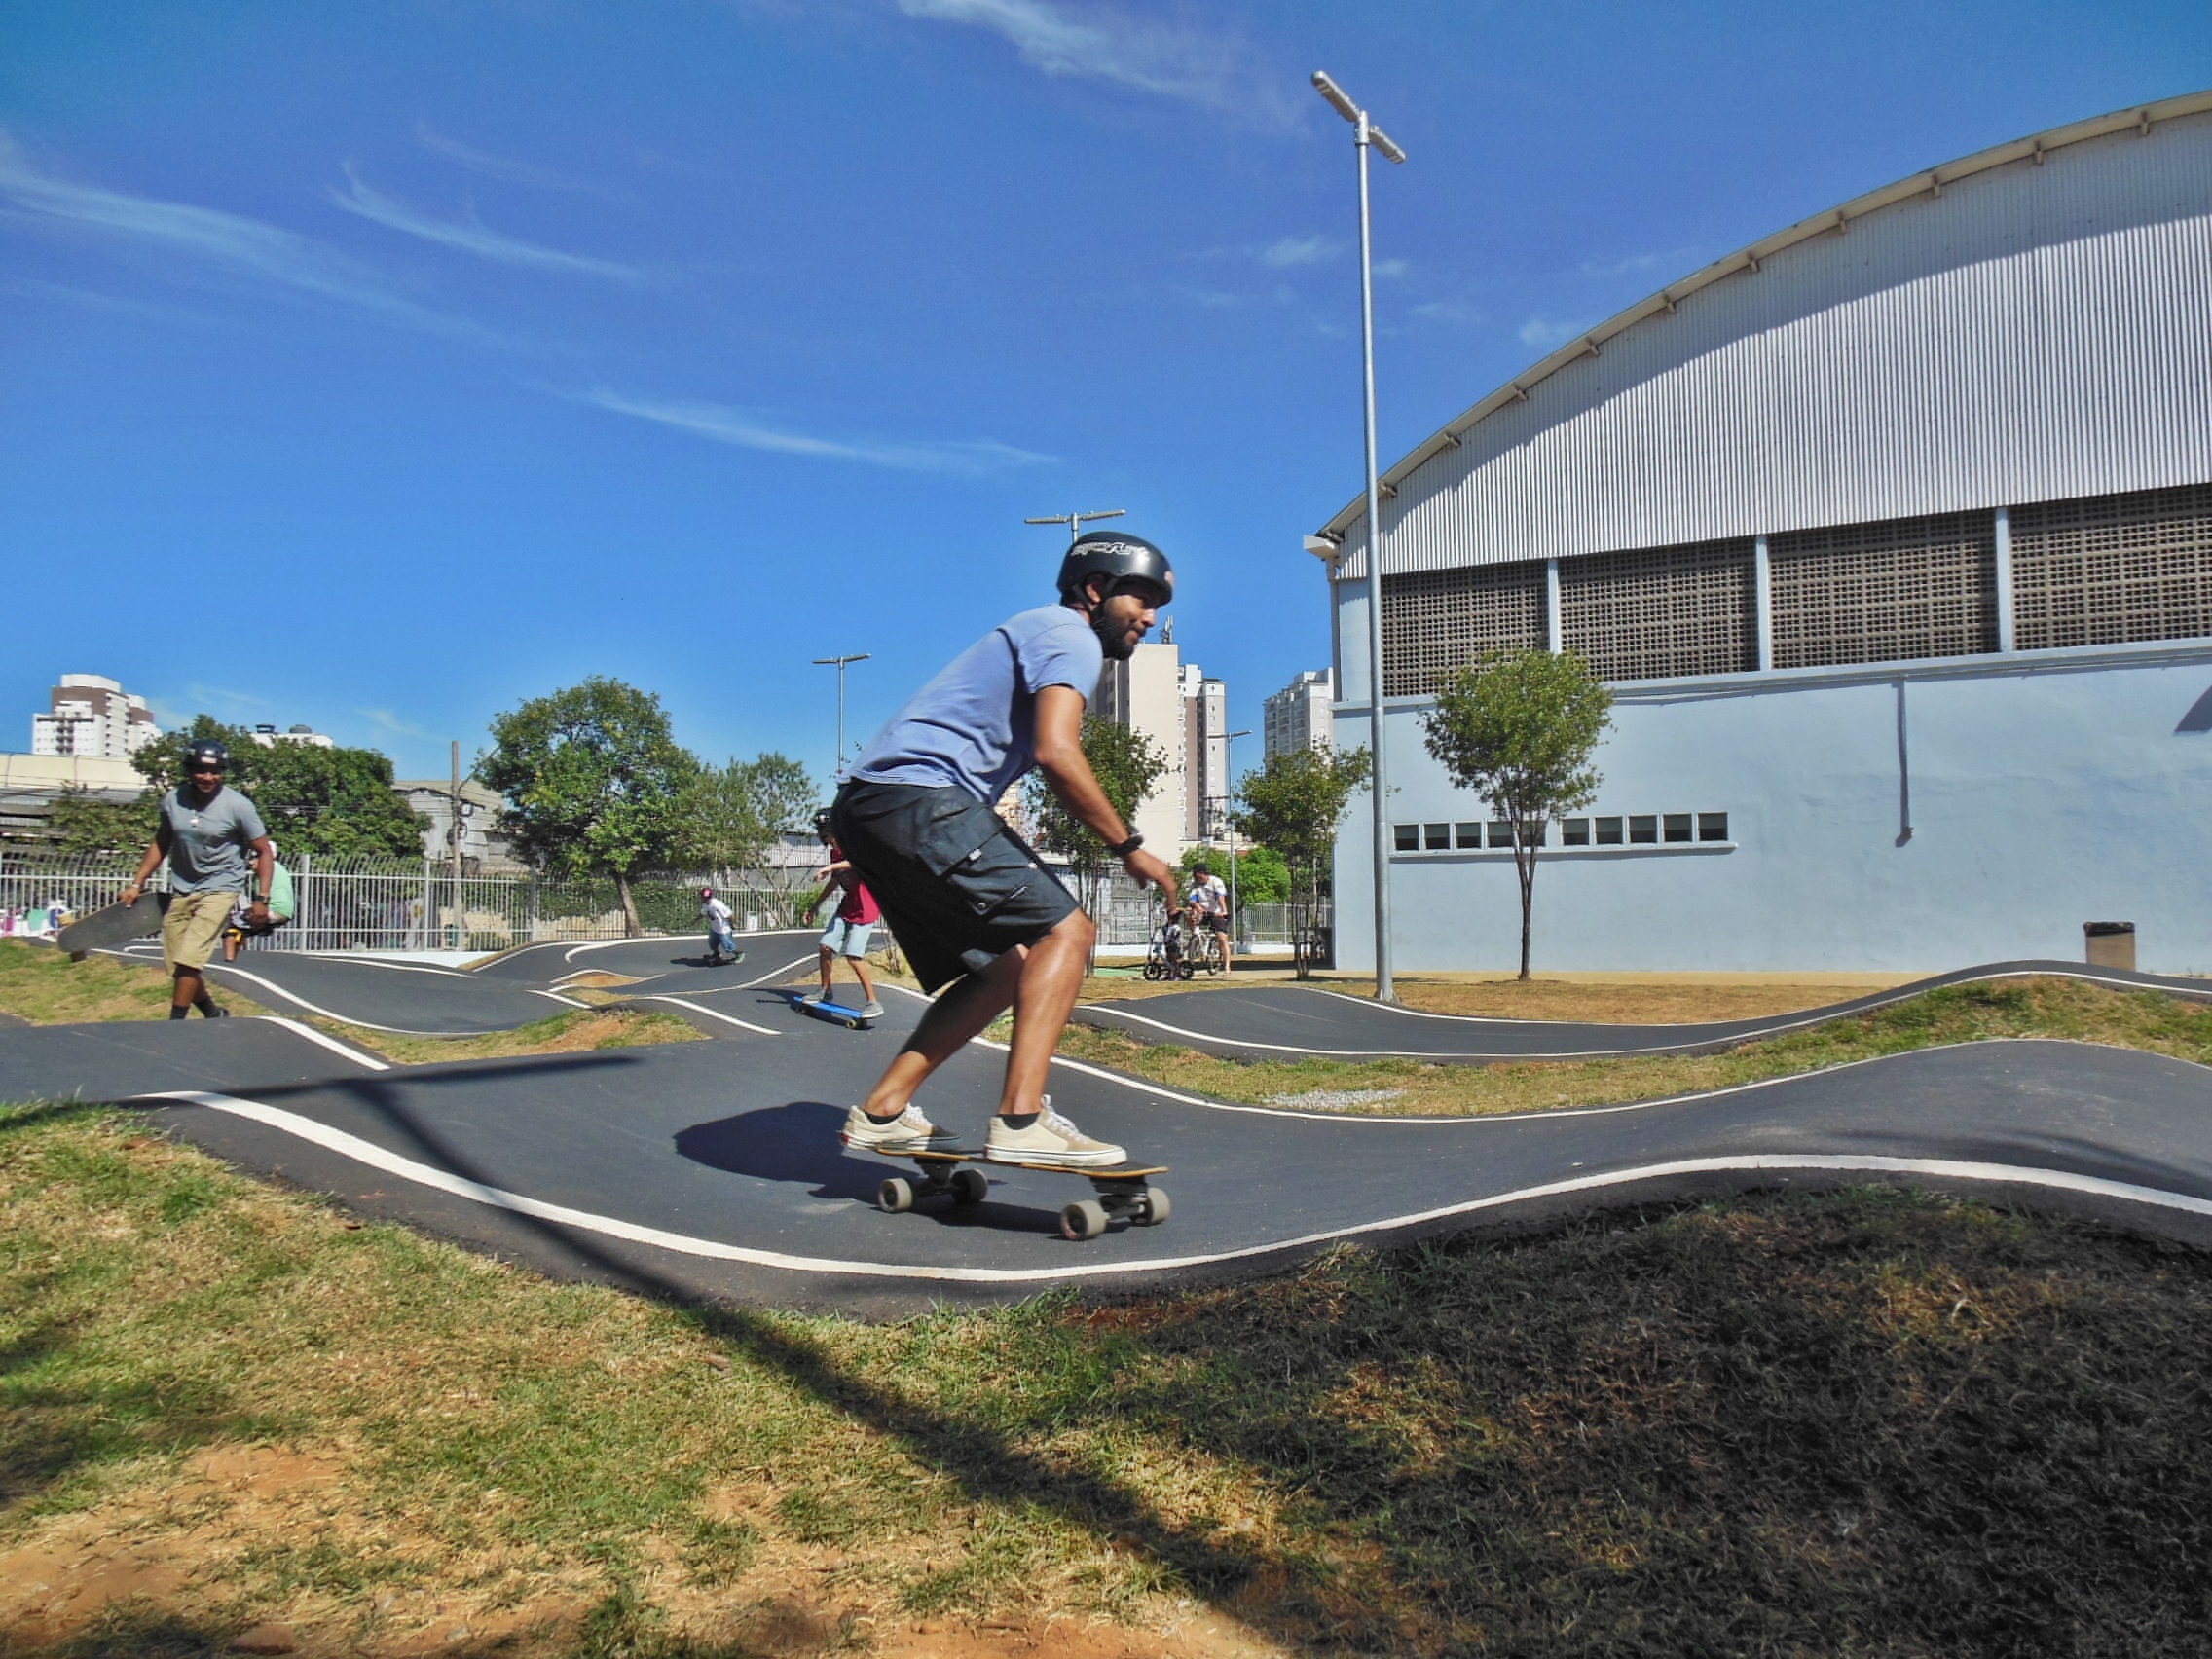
left=1107, top=832, right=1144, bottom=858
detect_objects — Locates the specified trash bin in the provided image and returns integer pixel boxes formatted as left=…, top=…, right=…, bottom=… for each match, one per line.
left=2083, top=921, right=2136, bottom=971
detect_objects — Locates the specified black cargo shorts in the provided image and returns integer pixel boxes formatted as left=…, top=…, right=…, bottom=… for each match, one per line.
left=829, top=780, right=1081, bottom=994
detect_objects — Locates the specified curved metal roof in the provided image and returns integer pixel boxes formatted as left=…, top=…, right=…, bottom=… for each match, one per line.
left=1315, top=87, right=2212, bottom=544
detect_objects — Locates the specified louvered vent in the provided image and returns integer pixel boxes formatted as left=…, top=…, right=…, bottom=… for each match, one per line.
left=1769, top=511, right=1997, bottom=669
left=2011, top=484, right=2212, bottom=650
left=1560, top=538, right=1756, bottom=681
left=1379, top=562, right=1547, bottom=697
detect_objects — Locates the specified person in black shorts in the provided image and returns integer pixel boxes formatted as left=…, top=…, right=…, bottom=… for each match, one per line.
left=830, top=532, right=1179, bottom=1167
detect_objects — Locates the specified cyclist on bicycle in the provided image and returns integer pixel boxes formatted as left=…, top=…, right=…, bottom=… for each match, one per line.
left=1185, top=859, right=1232, bottom=976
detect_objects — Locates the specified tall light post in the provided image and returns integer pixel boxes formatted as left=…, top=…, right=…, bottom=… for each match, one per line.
left=1222, top=727, right=1251, bottom=961
left=812, top=653, right=870, bottom=780
left=1024, top=508, right=1126, bottom=547
left=1312, top=68, right=1407, bottom=1004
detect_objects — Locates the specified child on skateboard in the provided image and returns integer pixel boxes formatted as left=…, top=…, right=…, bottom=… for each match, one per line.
left=829, top=530, right=1179, bottom=1168
left=118, top=738, right=275, bottom=1020
left=698, top=887, right=746, bottom=965
left=805, top=817, right=884, bottom=1017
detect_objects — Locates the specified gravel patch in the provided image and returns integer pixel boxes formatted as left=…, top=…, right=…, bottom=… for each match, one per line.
left=1265, top=1088, right=1407, bottom=1110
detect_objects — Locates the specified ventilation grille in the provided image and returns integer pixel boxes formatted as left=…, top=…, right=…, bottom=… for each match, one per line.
left=1560, top=538, right=1756, bottom=681
left=1380, top=562, right=1547, bottom=697
left=2011, top=484, right=2212, bottom=650
left=1769, top=511, right=1997, bottom=669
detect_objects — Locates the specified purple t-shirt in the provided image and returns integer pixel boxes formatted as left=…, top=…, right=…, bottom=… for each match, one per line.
left=852, top=605, right=1103, bottom=803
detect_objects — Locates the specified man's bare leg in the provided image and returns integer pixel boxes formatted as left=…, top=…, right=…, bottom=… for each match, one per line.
left=857, top=908, right=1093, bottom=1122
left=816, top=942, right=835, bottom=999
left=849, top=953, right=878, bottom=1004
left=172, top=967, right=201, bottom=1013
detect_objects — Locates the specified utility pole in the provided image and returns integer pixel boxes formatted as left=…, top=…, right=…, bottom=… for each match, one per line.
left=812, top=654, right=871, bottom=780
left=1312, top=68, right=1408, bottom=1004
left=1024, top=508, right=1127, bottom=547
left=449, top=739, right=465, bottom=951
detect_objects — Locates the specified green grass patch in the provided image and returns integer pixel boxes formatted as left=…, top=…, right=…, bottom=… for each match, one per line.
left=7, top=1098, right=2212, bottom=1653
left=1059, top=975, right=2212, bottom=1116
left=303, top=1007, right=705, bottom=1066
left=0, top=939, right=272, bottom=1025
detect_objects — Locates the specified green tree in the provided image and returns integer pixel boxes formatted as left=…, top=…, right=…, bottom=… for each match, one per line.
left=46, top=785, right=160, bottom=858
left=1420, top=647, right=1613, bottom=980
left=477, top=679, right=701, bottom=934
left=674, top=759, right=771, bottom=873
left=1025, top=718, right=1166, bottom=972
left=1231, top=746, right=1372, bottom=977
left=133, top=716, right=428, bottom=862
left=1176, top=842, right=1291, bottom=906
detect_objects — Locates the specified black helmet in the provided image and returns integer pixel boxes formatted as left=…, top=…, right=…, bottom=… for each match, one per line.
left=813, top=809, right=833, bottom=840
left=183, top=738, right=230, bottom=772
left=1057, top=530, right=1174, bottom=608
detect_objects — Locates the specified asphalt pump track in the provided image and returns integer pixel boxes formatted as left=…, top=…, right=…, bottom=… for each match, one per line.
left=7, top=951, right=2212, bottom=1317
left=1075, top=960, right=2212, bottom=1061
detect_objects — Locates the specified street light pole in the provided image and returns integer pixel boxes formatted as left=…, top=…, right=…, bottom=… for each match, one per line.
left=812, top=654, right=871, bottom=780
left=1312, top=68, right=1407, bottom=1004
left=1025, top=508, right=1127, bottom=547
left=1223, top=727, right=1250, bottom=963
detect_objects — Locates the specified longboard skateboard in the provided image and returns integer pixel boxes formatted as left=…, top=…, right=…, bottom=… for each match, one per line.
left=56, top=893, right=166, bottom=960
left=793, top=994, right=874, bottom=1030
left=866, top=1147, right=1170, bottom=1241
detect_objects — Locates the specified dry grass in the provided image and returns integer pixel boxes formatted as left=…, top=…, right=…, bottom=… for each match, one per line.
left=6, top=1101, right=2212, bottom=1656
left=0, top=940, right=273, bottom=1025
left=1056, top=976, right=2212, bottom=1117
left=303, top=1007, right=706, bottom=1066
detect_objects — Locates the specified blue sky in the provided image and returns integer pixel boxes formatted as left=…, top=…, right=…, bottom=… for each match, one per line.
left=5, top=1, right=2206, bottom=788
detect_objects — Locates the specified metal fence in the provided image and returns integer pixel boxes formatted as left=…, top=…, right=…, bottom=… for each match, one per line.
left=0, top=852, right=821, bottom=953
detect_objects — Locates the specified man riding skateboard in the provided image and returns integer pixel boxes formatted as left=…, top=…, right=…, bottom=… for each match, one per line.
left=118, top=738, right=275, bottom=1020
left=804, top=814, right=885, bottom=1019
left=830, top=530, right=1179, bottom=1167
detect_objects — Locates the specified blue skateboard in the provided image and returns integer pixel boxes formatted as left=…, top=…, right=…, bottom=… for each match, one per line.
left=795, top=993, right=874, bottom=1030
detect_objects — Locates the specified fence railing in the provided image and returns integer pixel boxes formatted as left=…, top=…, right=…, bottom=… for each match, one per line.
left=0, top=853, right=821, bottom=953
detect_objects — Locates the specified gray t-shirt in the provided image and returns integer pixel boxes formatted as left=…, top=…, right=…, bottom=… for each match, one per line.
left=852, top=605, right=1104, bottom=803
left=158, top=784, right=268, bottom=894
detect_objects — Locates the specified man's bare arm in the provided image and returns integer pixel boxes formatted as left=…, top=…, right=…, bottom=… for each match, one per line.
left=1031, top=685, right=1175, bottom=894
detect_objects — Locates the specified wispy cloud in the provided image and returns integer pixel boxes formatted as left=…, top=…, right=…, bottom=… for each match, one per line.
left=330, top=165, right=653, bottom=284
left=1374, top=257, right=1409, bottom=279
left=186, top=683, right=276, bottom=714
left=1259, top=234, right=1336, bottom=269
left=894, top=0, right=1294, bottom=124
left=358, top=707, right=435, bottom=740
left=575, top=387, right=1055, bottom=474
left=1517, top=315, right=1590, bottom=350
left=0, top=131, right=484, bottom=339
left=414, top=120, right=596, bottom=194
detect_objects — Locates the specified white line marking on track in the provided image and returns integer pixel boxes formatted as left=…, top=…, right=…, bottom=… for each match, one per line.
left=639, top=996, right=780, bottom=1035
left=254, top=1015, right=390, bottom=1072
left=127, top=1088, right=2212, bottom=1283
left=529, top=989, right=590, bottom=1009
left=738, top=952, right=818, bottom=990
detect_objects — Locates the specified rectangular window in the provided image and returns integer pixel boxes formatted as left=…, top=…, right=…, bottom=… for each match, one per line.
left=1769, top=509, right=1998, bottom=669
left=1393, top=823, right=1419, bottom=852
left=1559, top=536, right=1757, bottom=682
left=1455, top=822, right=1483, bottom=850
left=1663, top=813, right=1693, bottom=843
left=1595, top=816, right=1624, bottom=845
left=1562, top=818, right=1590, bottom=846
left=1423, top=822, right=1451, bottom=851
left=1487, top=820, right=1513, bottom=849
left=1378, top=560, right=1548, bottom=698
left=1629, top=815, right=1658, bottom=844
left=1698, top=811, right=1729, bottom=842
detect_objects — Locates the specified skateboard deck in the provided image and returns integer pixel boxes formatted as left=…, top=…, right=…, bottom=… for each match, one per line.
left=864, top=1146, right=1171, bottom=1240
left=56, top=893, right=166, bottom=960
left=795, top=994, right=874, bottom=1029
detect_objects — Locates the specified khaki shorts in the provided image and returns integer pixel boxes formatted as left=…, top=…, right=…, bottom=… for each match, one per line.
left=163, top=889, right=240, bottom=972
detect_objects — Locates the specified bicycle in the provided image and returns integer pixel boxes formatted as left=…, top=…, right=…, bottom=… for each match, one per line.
left=1187, top=921, right=1228, bottom=977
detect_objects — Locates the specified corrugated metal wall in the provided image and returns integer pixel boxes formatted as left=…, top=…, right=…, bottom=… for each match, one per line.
left=1334, top=111, right=2212, bottom=582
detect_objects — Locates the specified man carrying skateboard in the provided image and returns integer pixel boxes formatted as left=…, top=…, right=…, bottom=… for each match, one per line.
left=804, top=817, right=885, bottom=1019
left=118, top=738, right=275, bottom=1020
left=830, top=530, right=1179, bottom=1167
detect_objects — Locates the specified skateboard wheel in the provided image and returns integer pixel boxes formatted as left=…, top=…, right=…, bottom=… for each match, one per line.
left=1060, top=1198, right=1108, bottom=1241
left=1135, top=1187, right=1170, bottom=1227
left=949, top=1167, right=989, bottom=1205
left=877, top=1177, right=915, bottom=1214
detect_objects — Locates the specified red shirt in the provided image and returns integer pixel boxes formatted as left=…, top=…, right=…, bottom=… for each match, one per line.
left=828, top=846, right=881, bottom=925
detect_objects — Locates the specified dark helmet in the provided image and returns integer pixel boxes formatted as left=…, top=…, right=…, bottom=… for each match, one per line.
left=183, top=738, right=230, bottom=773
left=1057, top=530, right=1174, bottom=609
left=1193, top=861, right=1211, bottom=875
left=813, top=809, right=834, bottom=840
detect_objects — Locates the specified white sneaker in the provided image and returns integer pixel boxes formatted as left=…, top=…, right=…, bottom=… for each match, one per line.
left=799, top=989, right=825, bottom=1006
left=859, top=1000, right=885, bottom=1018
left=984, top=1095, right=1124, bottom=1168
left=840, top=1104, right=959, bottom=1154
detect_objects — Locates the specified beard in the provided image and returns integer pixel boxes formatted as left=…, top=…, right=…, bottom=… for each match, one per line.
left=1093, top=612, right=1144, bottom=660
